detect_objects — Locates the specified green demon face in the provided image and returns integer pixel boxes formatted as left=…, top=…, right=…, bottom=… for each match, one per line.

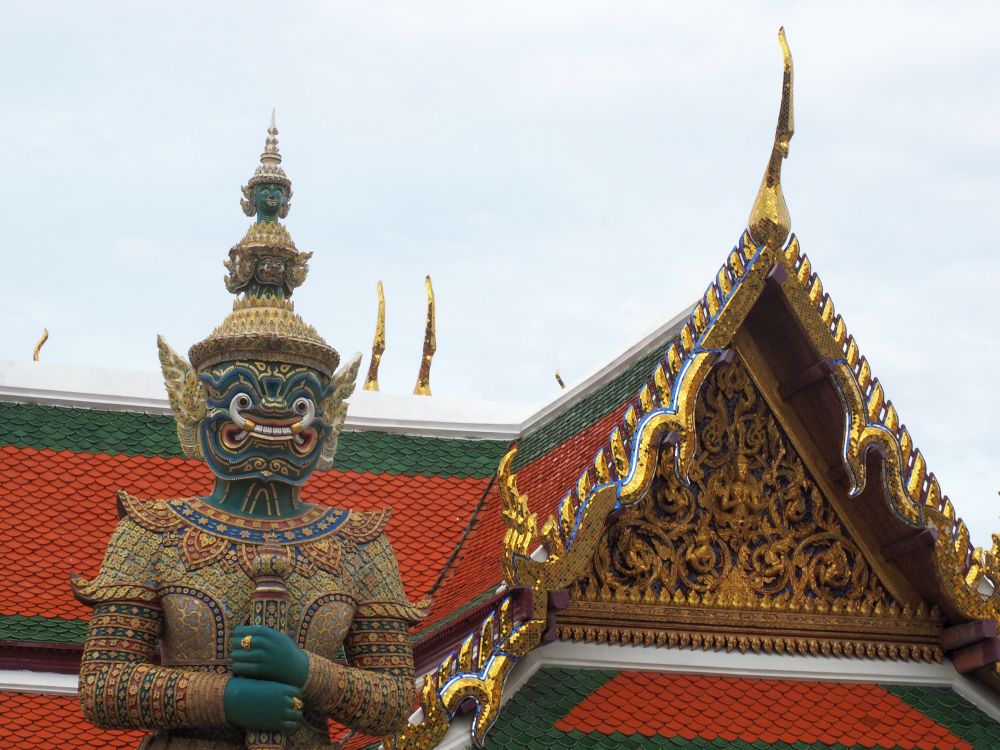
left=253, top=183, right=288, bottom=222
left=199, top=360, right=333, bottom=485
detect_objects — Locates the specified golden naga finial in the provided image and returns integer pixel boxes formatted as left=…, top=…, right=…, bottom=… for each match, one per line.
left=363, top=280, right=386, bottom=392
left=413, top=275, right=436, bottom=396
left=555, top=369, right=565, bottom=389
left=32, top=328, right=49, bottom=362
left=748, top=27, right=795, bottom=249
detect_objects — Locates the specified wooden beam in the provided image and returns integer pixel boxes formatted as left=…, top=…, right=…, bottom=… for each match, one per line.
left=881, top=528, right=939, bottom=563
left=951, top=638, right=1000, bottom=674
left=543, top=589, right=570, bottom=643
left=778, top=358, right=836, bottom=400
left=942, top=619, right=998, bottom=652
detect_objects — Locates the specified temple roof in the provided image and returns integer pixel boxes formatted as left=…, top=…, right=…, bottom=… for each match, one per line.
left=487, top=668, right=1000, bottom=749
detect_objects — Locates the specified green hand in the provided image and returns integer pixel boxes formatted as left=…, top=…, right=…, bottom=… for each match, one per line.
left=223, top=677, right=302, bottom=732
left=232, top=625, right=310, bottom=688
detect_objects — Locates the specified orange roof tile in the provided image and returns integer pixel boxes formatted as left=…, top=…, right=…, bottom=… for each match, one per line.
left=0, top=445, right=488, bottom=623
left=0, top=692, right=147, bottom=749
left=554, top=672, right=970, bottom=749
left=419, top=406, right=627, bottom=635
left=515, top=406, right=627, bottom=516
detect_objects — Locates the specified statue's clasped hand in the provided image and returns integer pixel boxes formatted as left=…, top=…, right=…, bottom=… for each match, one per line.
left=231, top=625, right=310, bottom=687
left=223, top=625, right=311, bottom=732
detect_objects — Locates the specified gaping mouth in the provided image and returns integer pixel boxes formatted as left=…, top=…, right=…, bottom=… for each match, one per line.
left=266, top=198, right=278, bottom=207
left=221, top=419, right=317, bottom=454
left=223, top=395, right=318, bottom=454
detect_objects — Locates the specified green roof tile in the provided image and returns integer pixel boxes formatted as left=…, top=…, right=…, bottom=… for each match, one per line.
left=0, top=402, right=508, bottom=478
left=884, top=683, right=1000, bottom=748
left=0, top=614, right=87, bottom=644
left=514, top=342, right=672, bottom=469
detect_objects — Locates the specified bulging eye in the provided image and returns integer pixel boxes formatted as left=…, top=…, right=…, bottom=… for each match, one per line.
left=292, top=397, right=312, bottom=415
left=233, top=393, right=252, bottom=410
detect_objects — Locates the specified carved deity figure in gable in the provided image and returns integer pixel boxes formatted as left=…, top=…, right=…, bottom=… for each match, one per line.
left=565, top=357, right=942, bottom=660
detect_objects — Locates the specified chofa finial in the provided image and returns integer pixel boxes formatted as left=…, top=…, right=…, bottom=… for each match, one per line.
left=748, top=27, right=794, bottom=249
left=413, top=276, right=436, bottom=396
left=33, top=328, right=49, bottom=362
left=364, top=281, right=386, bottom=392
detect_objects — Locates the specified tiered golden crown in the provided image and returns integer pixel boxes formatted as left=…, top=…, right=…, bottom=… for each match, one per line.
left=187, top=115, right=340, bottom=378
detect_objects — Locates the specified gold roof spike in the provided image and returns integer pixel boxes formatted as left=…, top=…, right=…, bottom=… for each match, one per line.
left=363, top=280, right=386, bottom=392
left=32, top=328, right=48, bottom=362
left=413, top=275, right=436, bottom=396
left=555, top=369, right=566, bottom=389
left=748, top=27, right=795, bottom=249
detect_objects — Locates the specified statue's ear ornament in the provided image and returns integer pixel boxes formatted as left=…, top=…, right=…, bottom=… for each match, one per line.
left=157, top=335, right=207, bottom=460
left=240, top=184, right=255, bottom=218
left=317, top=353, right=362, bottom=471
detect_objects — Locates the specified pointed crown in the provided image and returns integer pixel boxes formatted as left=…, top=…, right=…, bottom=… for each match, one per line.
left=188, top=114, right=340, bottom=377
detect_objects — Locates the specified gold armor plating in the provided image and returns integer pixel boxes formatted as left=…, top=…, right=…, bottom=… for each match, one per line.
left=75, top=493, right=425, bottom=747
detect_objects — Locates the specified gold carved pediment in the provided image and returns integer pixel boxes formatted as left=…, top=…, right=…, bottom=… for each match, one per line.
left=560, top=357, right=943, bottom=661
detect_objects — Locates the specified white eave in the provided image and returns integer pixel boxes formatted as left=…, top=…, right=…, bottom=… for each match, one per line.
left=0, top=303, right=692, bottom=441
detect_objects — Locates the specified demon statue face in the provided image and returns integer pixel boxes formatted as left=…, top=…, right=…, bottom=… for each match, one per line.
left=199, top=360, right=333, bottom=484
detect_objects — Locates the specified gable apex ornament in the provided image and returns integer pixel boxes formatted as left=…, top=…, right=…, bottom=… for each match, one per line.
left=748, top=27, right=794, bottom=249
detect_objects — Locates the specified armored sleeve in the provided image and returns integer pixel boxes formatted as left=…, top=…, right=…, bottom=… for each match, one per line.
left=301, top=531, right=423, bottom=736
left=73, top=514, right=229, bottom=729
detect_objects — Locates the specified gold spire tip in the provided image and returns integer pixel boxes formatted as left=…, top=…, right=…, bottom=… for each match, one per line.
left=413, top=275, right=436, bottom=396
left=363, top=280, right=386, bottom=392
left=33, top=328, right=49, bottom=362
left=747, top=27, right=795, bottom=249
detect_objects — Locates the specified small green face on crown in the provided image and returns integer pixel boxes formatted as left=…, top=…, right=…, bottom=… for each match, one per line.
left=254, top=183, right=289, bottom=223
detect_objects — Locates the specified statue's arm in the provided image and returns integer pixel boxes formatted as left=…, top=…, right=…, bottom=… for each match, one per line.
left=299, top=531, right=420, bottom=735
left=73, top=515, right=230, bottom=730
left=300, top=614, right=415, bottom=735
left=78, top=601, right=229, bottom=729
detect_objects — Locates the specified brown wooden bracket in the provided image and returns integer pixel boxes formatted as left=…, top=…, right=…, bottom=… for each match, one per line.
left=942, top=618, right=1000, bottom=674
left=942, top=619, right=998, bottom=651
left=543, top=589, right=570, bottom=644
left=881, top=528, right=939, bottom=563
left=951, top=638, right=1000, bottom=674
left=765, top=261, right=789, bottom=290
left=510, top=585, right=535, bottom=622
left=778, top=358, right=836, bottom=400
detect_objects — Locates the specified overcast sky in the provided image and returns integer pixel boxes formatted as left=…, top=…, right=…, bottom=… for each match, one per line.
left=3, top=2, right=998, bottom=546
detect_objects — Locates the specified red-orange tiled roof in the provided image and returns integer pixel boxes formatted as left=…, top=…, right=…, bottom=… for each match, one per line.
left=515, top=406, right=627, bottom=515
left=0, top=692, right=388, bottom=749
left=0, top=692, right=147, bottom=749
left=419, top=407, right=626, bottom=635
left=0, top=445, right=489, bottom=624
left=555, top=672, right=969, bottom=748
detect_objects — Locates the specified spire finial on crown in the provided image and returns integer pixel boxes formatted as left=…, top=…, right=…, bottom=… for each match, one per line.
left=748, top=27, right=794, bottom=249
left=261, top=108, right=282, bottom=167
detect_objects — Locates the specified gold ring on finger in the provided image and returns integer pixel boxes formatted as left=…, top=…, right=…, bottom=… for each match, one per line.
left=292, top=697, right=303, bottom=711
left=240, top=634, right=252, bottom=650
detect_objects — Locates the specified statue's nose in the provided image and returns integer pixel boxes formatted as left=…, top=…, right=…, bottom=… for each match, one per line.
left=259, top=396, right=287, bottom=415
